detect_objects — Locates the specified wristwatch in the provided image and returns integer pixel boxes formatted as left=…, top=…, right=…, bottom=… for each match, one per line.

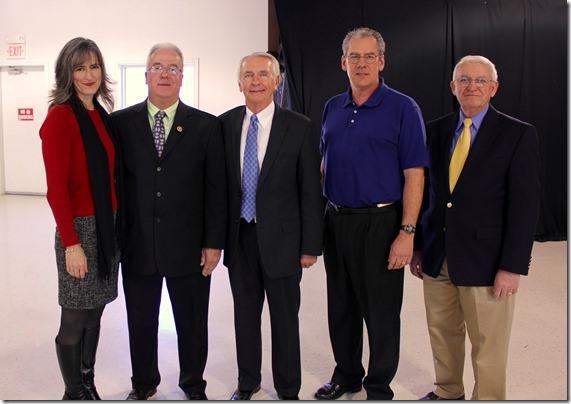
left=400, top=224, right=416, bottom=234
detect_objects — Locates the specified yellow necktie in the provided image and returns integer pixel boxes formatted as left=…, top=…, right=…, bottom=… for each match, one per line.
left=449, top=118, right=472, bottom=192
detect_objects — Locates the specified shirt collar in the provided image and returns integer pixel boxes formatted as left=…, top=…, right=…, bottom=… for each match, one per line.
left=147, top=99, right=179, bottom=121
left=342, top=78, right=388, bottom=108
left=456, top=104, right=489, bottom=132
left=245, top=101, right=275, bottom=128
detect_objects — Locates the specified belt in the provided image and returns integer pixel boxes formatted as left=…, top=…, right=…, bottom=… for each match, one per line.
left=327, top=201, right=395, bottom=214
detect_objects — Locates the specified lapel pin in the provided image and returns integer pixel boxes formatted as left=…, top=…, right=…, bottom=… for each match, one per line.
left=177, top=126, right=183, bottom=133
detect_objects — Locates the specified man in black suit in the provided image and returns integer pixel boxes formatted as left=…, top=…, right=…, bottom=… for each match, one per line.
left=112, top=43, right=226, bottom=400
left=411, top=55, right=540, bottom=400
left=219, top=52, right=323, bottom=400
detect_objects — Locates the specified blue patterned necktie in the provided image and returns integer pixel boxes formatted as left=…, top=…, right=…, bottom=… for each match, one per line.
left=241, top=114, right=259, bottom=222
left=153, top=110, right=166, bottom=157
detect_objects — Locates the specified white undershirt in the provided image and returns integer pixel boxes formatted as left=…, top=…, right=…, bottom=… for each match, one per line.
left=239, top=102, right=275, bottom=177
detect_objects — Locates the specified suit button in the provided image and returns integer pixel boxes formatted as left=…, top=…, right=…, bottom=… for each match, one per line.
left=443, top=227, right=446, bottom=232
left=156, top=217, right=161, bottom=223
left=157, top=191, right=162, bottom=197
left=446, top=202, right=452, bottom=208
left=156, top=166, right=162, bottom=172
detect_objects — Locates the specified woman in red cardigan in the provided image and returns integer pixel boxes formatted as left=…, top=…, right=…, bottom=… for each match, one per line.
left=40, top=37, right=119, bottom=400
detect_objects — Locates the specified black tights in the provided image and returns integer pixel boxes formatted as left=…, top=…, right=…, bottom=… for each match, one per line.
left=56, top=306, right=105, bottom=345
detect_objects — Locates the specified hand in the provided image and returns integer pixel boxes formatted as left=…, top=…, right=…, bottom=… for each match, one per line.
left=65, top=244, right=88, bottom=279
left=409, top=250, right=423, bottom=279
left=300, top=255, right=317, bottom=269
left=201, top=248, right=221, bottom=277
left=493, top=269, right=520, bottom=299
left=388, top=231, right=413, bottom=270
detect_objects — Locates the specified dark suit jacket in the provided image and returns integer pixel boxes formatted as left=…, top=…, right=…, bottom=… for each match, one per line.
left=419, top=105, right=540, bottom=286
left=111, top=100, right=226, bottom=277
left=220, top=105, right=323, bottom=278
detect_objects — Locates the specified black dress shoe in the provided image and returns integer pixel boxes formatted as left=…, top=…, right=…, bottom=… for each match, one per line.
left=277, top=393, right=299, bottom=400
left=185, top=391, right=208, bottom=400
left=315, top=382, right=362, bottom=400
left=420, top=391, right=465, bottom=400
left=230, top=386, right=261, bottom=400
left=126, top=388, right=157, bottom=400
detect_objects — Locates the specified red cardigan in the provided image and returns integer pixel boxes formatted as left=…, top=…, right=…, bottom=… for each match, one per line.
left=40, top=104, right=118, bottom=247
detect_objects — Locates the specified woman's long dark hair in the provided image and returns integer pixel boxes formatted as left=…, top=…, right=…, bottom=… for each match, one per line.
left=49, top=37, right=114, bottom=111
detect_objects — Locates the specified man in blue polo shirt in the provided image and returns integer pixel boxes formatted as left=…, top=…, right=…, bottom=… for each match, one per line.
left=315, top=27, right=427, bottom=401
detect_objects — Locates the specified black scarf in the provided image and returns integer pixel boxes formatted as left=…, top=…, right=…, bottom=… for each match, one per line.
left=68, top=94, right=117, bottom=279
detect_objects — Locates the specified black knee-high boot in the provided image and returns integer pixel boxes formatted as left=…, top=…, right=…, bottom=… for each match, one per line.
left=81, top=327, right=101, bottom=400
left=55, top=338, right=88, bottom=400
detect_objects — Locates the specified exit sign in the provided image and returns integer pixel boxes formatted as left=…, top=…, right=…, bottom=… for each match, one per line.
left=7, top=44, right=25, bottom=58
left=18, top=108, right=34, bottom=121
left=5, top=35, right=26, bottom=60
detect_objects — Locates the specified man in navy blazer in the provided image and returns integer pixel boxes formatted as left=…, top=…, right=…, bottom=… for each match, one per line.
left=112, top=43, right=226, bottom=401
left=411, top=55, right=540, bottom=400
left=219, top=52, right=323, bottom=400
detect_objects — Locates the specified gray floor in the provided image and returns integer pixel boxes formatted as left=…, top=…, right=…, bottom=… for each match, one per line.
left=0, top=194, right=567, bottom=400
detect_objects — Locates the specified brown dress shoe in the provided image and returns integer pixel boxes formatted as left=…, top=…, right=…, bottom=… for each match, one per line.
left=420, top=391, right=465, bottom=400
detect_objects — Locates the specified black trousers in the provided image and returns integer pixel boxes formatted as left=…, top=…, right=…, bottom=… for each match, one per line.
left=324, top=203, right=404, bottom=400
left=228, top=219, right=302, bottom=397
left=122, top=271, right=211, bottom=394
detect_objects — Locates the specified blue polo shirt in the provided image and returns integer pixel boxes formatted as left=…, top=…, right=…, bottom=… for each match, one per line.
left=321, top=81, right=428, bottom=208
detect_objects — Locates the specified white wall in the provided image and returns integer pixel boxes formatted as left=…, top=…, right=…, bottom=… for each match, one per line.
left=0, top=0, right=268, bottom=194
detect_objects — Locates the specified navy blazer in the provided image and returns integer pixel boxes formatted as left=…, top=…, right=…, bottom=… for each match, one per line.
left=112, top=100, right=227, bottom=277
left=419, top=105, right=540, bottom=286
left=220, top=105, right=323, bottom=278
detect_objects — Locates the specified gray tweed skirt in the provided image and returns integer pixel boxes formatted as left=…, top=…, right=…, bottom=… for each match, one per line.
left=55, top=216, right=119, bottom=309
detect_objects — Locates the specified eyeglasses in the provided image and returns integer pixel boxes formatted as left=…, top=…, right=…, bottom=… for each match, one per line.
left=147, top=64, right=182, bottom=75
left=346, top=53, right=379, bottom=64
left=455, top=77, right=494, bottom=88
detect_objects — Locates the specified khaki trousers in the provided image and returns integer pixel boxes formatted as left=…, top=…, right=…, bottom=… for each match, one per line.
left=423, top=261, right=516, bottom=400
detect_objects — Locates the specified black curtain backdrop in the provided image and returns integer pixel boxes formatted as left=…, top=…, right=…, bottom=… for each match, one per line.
left=275, top=0, right=567, bottom=241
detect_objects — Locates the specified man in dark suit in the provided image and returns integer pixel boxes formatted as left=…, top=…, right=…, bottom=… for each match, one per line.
left=112, top=43, right=226, bottom=400
left=410, top=55, right=540, bottom=400
left=219, top=52, right=323, bottom=400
